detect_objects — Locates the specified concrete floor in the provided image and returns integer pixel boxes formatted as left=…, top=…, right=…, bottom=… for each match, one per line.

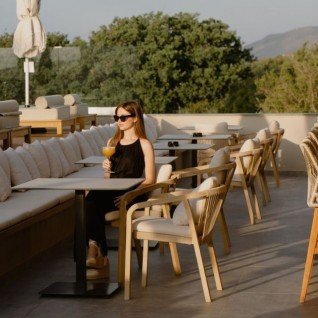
left=0, top=175, right=318, bottom=317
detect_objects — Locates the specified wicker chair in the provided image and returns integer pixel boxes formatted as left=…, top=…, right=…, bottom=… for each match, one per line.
left=299, top=137, right=318, bottom=303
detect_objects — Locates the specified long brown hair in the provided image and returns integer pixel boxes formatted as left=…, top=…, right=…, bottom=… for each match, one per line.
left=109, top=100, right=148, bottom=146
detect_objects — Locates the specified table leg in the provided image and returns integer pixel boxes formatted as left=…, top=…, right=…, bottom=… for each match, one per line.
left=39, top=190, right=119, bottom=297
left=191, top=150, right=198, bottom=187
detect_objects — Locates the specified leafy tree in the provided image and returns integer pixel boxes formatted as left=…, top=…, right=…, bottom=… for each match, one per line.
left=46, top=32, right=70, bottom=47
left=0, top=33, right=13, bottom=47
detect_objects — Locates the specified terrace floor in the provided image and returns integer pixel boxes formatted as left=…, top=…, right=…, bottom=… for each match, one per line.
left=0, top=174, right=318, bottom=317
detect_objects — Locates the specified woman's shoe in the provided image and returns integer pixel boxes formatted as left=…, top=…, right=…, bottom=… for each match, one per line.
left=86, top=240, right=107, bottom=269
left=86, top=258, right=109, bottom=280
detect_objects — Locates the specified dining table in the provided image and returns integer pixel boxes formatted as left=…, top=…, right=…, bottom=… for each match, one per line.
left=178, top=125, right=243, bottom=132
left=13, top=177, right=144, bottom=297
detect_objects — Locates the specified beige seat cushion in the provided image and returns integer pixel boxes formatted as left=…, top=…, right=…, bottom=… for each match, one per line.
left=0, top=148, right=11, bottom=182
left=15, top=146, right=41, bottom=179
left=133, top=216, right=191, bottom=237
left=0, top=190, right=74, bottom=231
left=41, top=141, right=63, bottom=178
left=173, top=177, right=219, bottom=226
left=4, top=148, right=32, bottom=186
left=82, top=130, right=101, bottom=156
left=74, top=131, right=94, bottom=159
left=20, top=106, right=71, bottom=120
left=0, top=165, right=11, bottom=202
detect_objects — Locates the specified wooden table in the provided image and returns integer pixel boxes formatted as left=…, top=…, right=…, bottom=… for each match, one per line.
left=153, top=143, right=212, bottom=186
left=76, top=114, right=97, bottom=131
left=76, top=156, right=178, bottom=165
left=0, top=128, right=10, bottom=149
left=13, top=177, right=144, bottom=297
left=157, top=133, right=232, bottom=142
left=9, top=126, right=31, bottom=146
left=178, top=125, right=243, bottom=131
left=20, top=117, right=76, bottom=137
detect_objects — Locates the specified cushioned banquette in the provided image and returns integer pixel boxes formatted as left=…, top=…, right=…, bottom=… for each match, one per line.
left=0, top=115, right=164, bottom=276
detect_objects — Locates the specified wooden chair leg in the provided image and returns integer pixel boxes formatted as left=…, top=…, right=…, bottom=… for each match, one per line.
left=262, top=173, right=271, bottom=203
left=134, top=239, right=143, bottom=269
left=251, top=184, right=262, bottom=220
left=193, top=241, right=211, bottom=302
left=159, top=242, right=165, bottom=255
left=218, top=209, right=231, bottom=254
left=270, top=152, right=280, bottom=187
left=169, top=243, right=181, bottom=275
left=207, top=243, right=223, bottom=291
left=257, top=172, right=267, bottom=206
left=300, top=208, right=318, bottom=303
left=124, top=230, right=133, bottom=300
left=141, top=240, right=149, bottom=287
left=242, top=185, right=255, bottom=225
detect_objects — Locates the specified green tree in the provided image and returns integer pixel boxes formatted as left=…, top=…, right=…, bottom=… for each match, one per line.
left=0, top=33, right=13, bottom=47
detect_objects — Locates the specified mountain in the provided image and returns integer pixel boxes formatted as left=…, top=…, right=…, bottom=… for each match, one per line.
left=246, top=26, right=318, bottom=59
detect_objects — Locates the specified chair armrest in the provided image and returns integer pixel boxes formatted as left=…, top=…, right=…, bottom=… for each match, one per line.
left=172, top=165, right=209, bottom=179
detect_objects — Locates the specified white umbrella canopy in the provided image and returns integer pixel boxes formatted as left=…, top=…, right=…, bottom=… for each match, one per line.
left=13, top=0, right=47, bottom=106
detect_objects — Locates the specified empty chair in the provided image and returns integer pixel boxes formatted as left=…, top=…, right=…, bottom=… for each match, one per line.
left=299, top=137, right=318, bottom=303
left=124, top=161, right=236, bottom=302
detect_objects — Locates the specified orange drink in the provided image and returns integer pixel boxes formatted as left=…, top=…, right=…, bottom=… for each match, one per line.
left=102, top=146, right=115, bottom=159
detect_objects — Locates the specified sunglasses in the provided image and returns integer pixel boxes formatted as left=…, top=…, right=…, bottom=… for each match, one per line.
left=193, top=132, right=203, bottom=137
left=168, top=141, right=179, bottom=147
left=113, top=114, right=135, bottom=122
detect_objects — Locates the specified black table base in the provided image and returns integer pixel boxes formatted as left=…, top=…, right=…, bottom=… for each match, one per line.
left=40, top=282, right=120, bottom=298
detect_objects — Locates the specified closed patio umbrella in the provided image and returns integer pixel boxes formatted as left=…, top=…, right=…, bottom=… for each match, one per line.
left=13, top=0, right=46, bottom=107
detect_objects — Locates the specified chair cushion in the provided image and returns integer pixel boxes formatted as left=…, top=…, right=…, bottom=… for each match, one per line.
left=269, top=120, right=280, bottom=133
left=0, top=148, right=11, bottom=182
left=4, top=148, right=32, bottom=186
left=64, top=94, right=81, bottom=106
left=82, top=130, right=101, bottom=156
left=41, top=141, right=63, bottom=178
left=35, top=95, right=65, bottom=109
left=0, top=100, right=19, bottom=113
left=74, top=131, right=94, bottom=158
left=173, top=177, right=219, bottom=226
left=59, top=138, right=80, bottom=173
left=23, top=140, right=51, bottom=178
left=236, top=138, right=258, bottom=172
left=44, top=138, right=73, bottom=176
left=0, top=165, right=11, bottom=202
left=89, top=127, right=107, bottom=150
left=20, top=106, right=71, bottom=120
left=209, top=147, right=230, bottom=184
left=256, top=128, right=271, bottom=142
left=133, top=216, right=191, bottom=237
left=0, top=190, right=74, bottom=231
left=15, top=146, right=41, bottom=179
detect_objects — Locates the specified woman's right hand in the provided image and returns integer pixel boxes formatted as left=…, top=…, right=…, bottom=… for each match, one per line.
left=103, top=159, right=112, bottom=171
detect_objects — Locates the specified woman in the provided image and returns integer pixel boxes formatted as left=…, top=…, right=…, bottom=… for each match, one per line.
left=86, top=101, right=155, bottom=280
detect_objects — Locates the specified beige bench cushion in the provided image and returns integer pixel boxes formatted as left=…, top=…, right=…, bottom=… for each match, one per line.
left=64, top=94, right=81, bottom=106
left=0, top=190, right=74, bottom=231
left=0, top=114, right=20, bottom=129
left=82, top=130, right=101, bottom=156
left=35, top=95, right=65, bottom=109
left=0, top=100, right=19, bottom=113
left=15, top=146, right=41, bottom=179
left=0, top=148, right=11, bottom=182
left=41, top=141, right=63, bottom=178
left=74, top=131, right=94, bottom=158
left=0, top=165, right=11, bottom=202
left=20, top=106, right=70, bottom=120
left=70, top=104, right=89, bottom=116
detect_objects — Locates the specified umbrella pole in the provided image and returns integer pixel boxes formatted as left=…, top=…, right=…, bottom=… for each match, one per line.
left=25, top=57, right=30, bottom=108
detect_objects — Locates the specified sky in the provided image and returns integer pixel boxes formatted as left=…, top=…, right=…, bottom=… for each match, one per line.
left=1, top=0, right=318, bottom=45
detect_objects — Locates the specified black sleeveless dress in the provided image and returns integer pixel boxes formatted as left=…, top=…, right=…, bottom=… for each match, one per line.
left=86, top=139, right=146, bottom=255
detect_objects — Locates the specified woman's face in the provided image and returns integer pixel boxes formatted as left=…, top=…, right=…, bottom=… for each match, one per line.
left=116, top=107, right=137, bottom=131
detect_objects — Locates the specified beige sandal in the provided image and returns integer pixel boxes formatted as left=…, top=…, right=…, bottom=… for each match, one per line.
left=86, top=240, right=108, bottom=269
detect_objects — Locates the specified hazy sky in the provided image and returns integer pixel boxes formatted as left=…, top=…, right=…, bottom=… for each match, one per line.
left=1, top=0, right=318, bottom=44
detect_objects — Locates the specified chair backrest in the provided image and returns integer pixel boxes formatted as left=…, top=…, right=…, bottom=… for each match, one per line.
left=300, top=137, right=318, bottom=207
left=271, top=128, right=284, bottom=156
left=259, top=138, right=274, bottom=172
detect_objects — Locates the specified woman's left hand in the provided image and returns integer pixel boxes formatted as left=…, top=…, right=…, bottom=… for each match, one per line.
left=114, top=195, right=123, bottom=208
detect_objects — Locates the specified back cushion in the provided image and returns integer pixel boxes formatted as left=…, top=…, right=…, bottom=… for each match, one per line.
left=82, top=130, right=101, bottom=155
left=269, top=120, right=280, bottom=133
left=74, top=131, right=94, bottom=159
left=95, top=125, right=110, bottom=142
left=59, top=138, right=80, bottom=172
left=0, top=148, right=11, bottom=182
left=64, top=94, right=81, bottom=106
left=65, top=133, right=82, bottom=161
left=209, top=147, right=230, bottom=184
left=90, top=127, right=106, bottom=149
left=4, top=148, right=32, bottom=186
left=41, top=141, right=63, bottom=178
left=173, top=177, right=219, bottom=226
left=23, top=140, right=50, bottom=177
left=256, top=128, right=271, bottom=142
left=35, top=95, right=64, bottom=109
left=45, top=138, right=73, bottom=176
left=0, top=165, right=11, bottom=201
left=15, top=146, right=41, bottom=179
left=235, top=139, right=259, bottom=174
